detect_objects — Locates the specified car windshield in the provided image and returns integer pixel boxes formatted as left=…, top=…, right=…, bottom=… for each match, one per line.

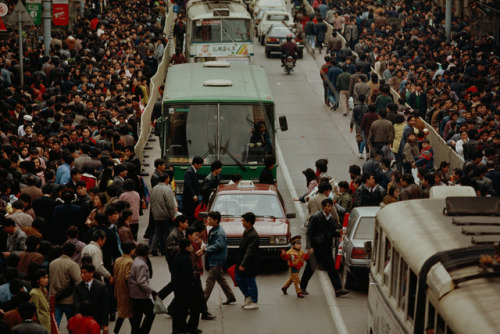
left=212, top=194, right=284, bottom=218
left=354, top=217, right=375, bottom=239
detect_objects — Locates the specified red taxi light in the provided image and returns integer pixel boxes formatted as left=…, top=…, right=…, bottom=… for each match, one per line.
left=352, top=247, right=367, bottom=259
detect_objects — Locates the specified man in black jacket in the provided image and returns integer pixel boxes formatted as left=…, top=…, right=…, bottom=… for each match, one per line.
left=300, top=198, right=350, bottom=297
left=73, top=263, right=109, bottom=330
left=171, top=238, right=201, bottom=334
left=182, top=156, right=203, bottom=224
left=236, top=212, right=260, bottom=310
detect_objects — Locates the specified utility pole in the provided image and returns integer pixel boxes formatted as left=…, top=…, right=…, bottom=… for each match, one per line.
left=42, top=0, right=50, bottom=56
left=7, top=2, right=34, bottom=86
left=445, top=0, right=452, bottom=42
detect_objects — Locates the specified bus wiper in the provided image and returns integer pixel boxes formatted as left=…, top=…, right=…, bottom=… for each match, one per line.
left=202, top=142, right=216, bottom=160
left=220, top=140, right=247, bottom=172
left=256, top=215, right=276, bottom=219
left=222, top=28, right=236, bottom=44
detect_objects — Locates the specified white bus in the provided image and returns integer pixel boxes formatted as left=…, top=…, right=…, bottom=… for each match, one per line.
left=368, top=190, right=500, bottom=334
left=185, top=0, right=254, bottom=63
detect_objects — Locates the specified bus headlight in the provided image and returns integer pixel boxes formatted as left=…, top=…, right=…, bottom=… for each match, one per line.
left=271, top=236, right=287, bottom=245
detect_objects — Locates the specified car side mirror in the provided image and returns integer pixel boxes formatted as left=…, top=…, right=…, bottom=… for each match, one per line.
left=286, top=213, right=296, bottom=219
left=279, top=116, right=288, bottom=131
left=364, top=241, right=372, bottom=258
left=198, top=212, right=208, bottom=219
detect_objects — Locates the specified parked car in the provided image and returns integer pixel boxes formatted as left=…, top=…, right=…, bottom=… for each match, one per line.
left=340, top=206, right=379, bottom=289
left=253, top=0, right=286, bottom=17
left=257, top=11, right=294, bottom=45
left=203, top=181, right=295, bottom=263
left=264, top=25, right=304, bottom=58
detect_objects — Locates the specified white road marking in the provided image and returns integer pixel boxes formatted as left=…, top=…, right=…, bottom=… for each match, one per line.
left=275, top=140, right=349, bottom=334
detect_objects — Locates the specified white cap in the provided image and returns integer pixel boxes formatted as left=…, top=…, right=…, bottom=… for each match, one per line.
left=23, top=115, right=32, bottom=122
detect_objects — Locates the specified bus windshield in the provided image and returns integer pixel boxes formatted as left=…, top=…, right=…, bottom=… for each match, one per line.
left=192, top=19, right=251, bottom=42
left=164, top=104, right=274, bottom=166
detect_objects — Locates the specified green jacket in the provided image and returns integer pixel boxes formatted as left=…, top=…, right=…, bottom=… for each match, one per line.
left=336, top=72, right=351, bottom=91
left=375, top=94, right=393, bottom=112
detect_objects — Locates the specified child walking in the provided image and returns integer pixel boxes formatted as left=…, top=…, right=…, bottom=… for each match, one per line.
left=280, top=236, right=309, bottom=298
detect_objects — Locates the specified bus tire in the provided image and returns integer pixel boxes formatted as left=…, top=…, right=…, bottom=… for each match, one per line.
left=341, top=262, right=354, bottom=290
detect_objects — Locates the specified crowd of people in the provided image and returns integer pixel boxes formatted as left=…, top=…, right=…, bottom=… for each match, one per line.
left=293, top=0, right=500, bottom=195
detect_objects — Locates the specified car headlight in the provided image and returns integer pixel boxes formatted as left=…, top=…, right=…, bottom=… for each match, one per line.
left=270, top=236, right=288, bottom=245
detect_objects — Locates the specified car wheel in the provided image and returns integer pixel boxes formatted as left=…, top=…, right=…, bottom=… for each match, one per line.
left=265, top=49, right=270, bottom=58
left=298, top=50, right=303, bottom=58
left=260, top=36, right=265, bottom=46
left=341, top=262, right=354, bottom=290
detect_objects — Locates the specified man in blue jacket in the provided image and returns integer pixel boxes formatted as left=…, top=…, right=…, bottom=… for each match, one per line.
left=196, top=211, right=236, bottom=305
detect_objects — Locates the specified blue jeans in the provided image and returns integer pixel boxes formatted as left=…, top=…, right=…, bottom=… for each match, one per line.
left=55, top=303, right=73, bottom=326
left=306, top=35, right=315, bottom=50
left=235, top=273, right=258, bottom=303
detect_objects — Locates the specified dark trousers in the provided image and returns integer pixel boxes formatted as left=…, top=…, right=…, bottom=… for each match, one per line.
left=158, top=262, right=174, bottom=300
left=131, top=298, right=155, bottom=334
left=300, top=248, right=342, bottom=292
left=114, top=317, right=133, bottom=334
left=130, top=223, right=139, bottom=241
left=172, top=289, right=201, bottom=334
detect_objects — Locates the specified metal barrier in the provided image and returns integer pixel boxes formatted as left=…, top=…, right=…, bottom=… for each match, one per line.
left=134, top=3, right=176, bottom=168
left=300, top=2, right=464, bottom=172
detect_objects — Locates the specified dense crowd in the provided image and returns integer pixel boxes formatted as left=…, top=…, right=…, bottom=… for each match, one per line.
left=295, top=0, right=499, bottom=197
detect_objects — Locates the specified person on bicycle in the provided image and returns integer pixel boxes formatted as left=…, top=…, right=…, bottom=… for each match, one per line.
left=280, top=34, right=298, bottom=66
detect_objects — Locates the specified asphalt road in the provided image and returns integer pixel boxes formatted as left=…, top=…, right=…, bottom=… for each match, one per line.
left=104, top=41, right=369, bottom=334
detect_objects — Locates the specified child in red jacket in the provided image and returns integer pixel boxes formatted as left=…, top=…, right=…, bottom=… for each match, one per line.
left=280, top=235, right=309, bottom=298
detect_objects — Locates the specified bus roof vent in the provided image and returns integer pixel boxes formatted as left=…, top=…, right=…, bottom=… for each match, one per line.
left=430, top=185, right=476, bottom=199
left=203, top=79, right=233, bottom=87
left=444, top=197, right=500, bottom=216
left=203, top=61, right=231, bottom=68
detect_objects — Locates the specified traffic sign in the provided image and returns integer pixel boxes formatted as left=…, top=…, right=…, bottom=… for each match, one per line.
left=0, top=18, right=6, bottom=32
left=0, top=3, right=8, bottom=17
left=26, top=0, right=41, bottom=25
left=5, top=1, right=34, bottom=26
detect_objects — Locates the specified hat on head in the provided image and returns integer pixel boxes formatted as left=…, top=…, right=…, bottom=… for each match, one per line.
left=291, top=235, right=302, bottom=244
left=23, top=115, right=32, bottom=122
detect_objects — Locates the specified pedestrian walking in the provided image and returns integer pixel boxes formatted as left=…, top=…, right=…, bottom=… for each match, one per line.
left=304, top=15, right=316, bottom=53
left=315, top=17, right=327, bottom=54
left=113, top=241, right=136, bottom=334
left=236, top=212, right=260, bottom=310
left=157, top=215, right=189, bottom=302
left=171, top=238, right=201, bottom=334
left=280, top=236, right=309, bottom=298
left=150, top=173, right=177, bottom=256
left=336, top=65, right=351, bottom=116
left=129, top=244, right=156, bottom=334
left=196, top=211, right=236, bottom=305
left=300, top=198, right=351, bottom=297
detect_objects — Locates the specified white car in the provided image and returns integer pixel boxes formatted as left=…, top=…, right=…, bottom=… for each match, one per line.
left=257, top=11, right=294, bottom=45
left=253, top=0, right=286, bottom=17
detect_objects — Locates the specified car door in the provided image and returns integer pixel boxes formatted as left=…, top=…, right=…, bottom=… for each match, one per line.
left=343, top=211, right=358, bottom=267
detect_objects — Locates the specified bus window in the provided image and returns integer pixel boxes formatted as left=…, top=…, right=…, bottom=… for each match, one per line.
left=377, top=233, right=385, bottom=275
left=383, top=240, right=391, bottom=286
left=408, top=269, right=417, bottom=322
left=372, top=226, right=379, bottom=267
left=425, top=299, right=436, bottom=333
left=192, top=19, right=251, bottom=43
left=390, top=249, right=399, bottom=298
left=164, top=104, right=274, bottom=166
left=399, top=260, right=408, bottom=313
left=436, top=313, right=445, bottom=334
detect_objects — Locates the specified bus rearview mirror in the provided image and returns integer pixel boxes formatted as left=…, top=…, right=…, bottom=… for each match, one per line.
left=279, top=116, right=288, bottom=131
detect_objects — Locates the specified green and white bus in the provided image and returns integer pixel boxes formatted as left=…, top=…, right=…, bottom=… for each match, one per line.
left=185, top=0, right=254, bottom=63
left=158, top=61, right=286, bottom=194
left=368, top=188, right=500, bottom=334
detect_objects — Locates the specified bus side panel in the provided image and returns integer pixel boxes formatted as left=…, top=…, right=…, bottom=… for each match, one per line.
left=367, top=272, right=409, bottom=334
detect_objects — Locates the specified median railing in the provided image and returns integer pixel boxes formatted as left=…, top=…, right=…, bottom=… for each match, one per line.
left=300, top=1, right=464, bottom=171
left=135, top=3, right=176, bottom=169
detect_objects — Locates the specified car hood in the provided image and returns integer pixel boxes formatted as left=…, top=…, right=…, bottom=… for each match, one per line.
left=220, top=217, right=288, bottom=237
